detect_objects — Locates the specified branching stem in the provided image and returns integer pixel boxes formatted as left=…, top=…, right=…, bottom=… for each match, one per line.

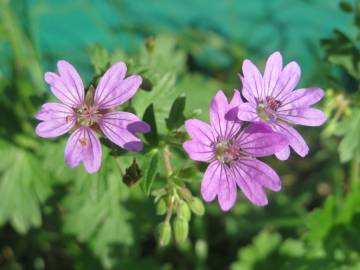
left=164, top=197, right=176, bottom=224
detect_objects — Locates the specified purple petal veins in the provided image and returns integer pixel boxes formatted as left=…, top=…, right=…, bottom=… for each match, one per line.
left=35, top=60, right=149, bottom=173
left=184, top=90, right=287, bottom=211
left=238, top=52, right=327, bottom=160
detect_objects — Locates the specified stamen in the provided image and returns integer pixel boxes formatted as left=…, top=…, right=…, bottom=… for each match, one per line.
left=256, top=96, right=282, bottom=122
left=76, top=105, right=101, bottom=127
left=216, top=140, right=241, bottom=164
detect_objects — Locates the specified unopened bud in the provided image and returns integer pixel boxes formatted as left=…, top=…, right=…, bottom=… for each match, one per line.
left=189, top=197, right=205, bottom=216
left=177, top=201, right=191, bottom=221
left=158, top=222, right=171, bottom=246
left=156, top=198, right=167, bottom=215
left=174, top=217, right=189, bottom=243
left=178, top=187, right=193, bottom=202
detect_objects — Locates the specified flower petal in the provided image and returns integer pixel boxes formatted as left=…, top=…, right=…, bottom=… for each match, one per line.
left=102, top=111, right=150, bottom=134
left=263, top=52, right=283, bottom=98
left=275, top=145, right=291, bottom=160
left=218, top=166, right=237, bottom=211
left=243, top=122, right=273, bottom=133
left=35, top=103, right=75, bottom=138
left=184, top=119, right=215, bottom=145
left=237, top=124, right=288, bottom=157
left=94, top=63, right=142, bottom=109
left=209, top=90, right=228, bottom=136
left=98, top=112, right=146, bottom=152
left=241, top=59, right=263, bottom=100
left=183, top=141, right=214, bottom=162
left=232, top=162, right=268, bottom=206
left=237, top=102, right=259, bottom=122
left=210, top=91, right=241, bottom=139
left=237, top=158, right=281, bottom=192
left=277, top=108, right=327, bottom=126
left=64, top=127, right=102, bottom=173
left=44, top=60, right=84, bottom=108
left=229, top=89, right=243, bottom=108
left=279, top=87, right=325, bottom=110
left=240, top=75, right=256, bottom=104
left=225, top=90, right=243, bottom=121
left=201, top=161, right=222, bottom=202
left=271, top=61, right=301, bottom=101
left=274, top=123, right=309, bottom=157
left=93, top=62, right=127, bottom=108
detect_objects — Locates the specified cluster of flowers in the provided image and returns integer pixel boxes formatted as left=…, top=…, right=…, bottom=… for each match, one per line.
left=35, top=52, right=326, bottom=211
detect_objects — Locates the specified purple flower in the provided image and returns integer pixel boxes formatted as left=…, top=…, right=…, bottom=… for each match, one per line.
left=237, top=52, right=326, bottom=160
left=35, top=60, right=150, bottom=173
left=183, top=91, right=288, bottom=211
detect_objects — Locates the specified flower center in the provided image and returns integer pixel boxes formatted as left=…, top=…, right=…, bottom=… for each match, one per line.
left=216, top=140, right=241, bottom=164
left=76, top=105, right=101, bottom=127
left=256, top=96, right=281, bottom=122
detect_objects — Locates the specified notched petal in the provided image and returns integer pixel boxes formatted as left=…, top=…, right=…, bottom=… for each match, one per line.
left=64, top=127, right=102, bottom=173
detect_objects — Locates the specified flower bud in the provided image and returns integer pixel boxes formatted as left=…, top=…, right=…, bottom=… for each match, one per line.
left=177, top=201, right=191, bottom=221
left=158, top=222, right=171, bottom=246
left=189, top=197, right=205, bottom=216
left=177, top=187, right=193, bottom=202
left=174, top=217, right=189, bottom=243
left=156, top=198, right=167, bottom=215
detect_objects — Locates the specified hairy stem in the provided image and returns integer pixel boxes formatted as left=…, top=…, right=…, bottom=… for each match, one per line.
left=163, top=145, right=173, bottom=176
left=114, top=158, right=124, bottom=177
left=164, top=197, right=176, bottom=224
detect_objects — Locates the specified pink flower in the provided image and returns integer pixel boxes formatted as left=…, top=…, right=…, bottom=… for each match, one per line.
left=237, top=52, right=326, bottom=160
left=35, top=60, right=150, bottom=173
left=183, top=91, right=288, bottom=211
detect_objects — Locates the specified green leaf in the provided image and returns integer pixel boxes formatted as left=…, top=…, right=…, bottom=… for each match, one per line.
left=337, top=185, right=360, bottom=224
left=142, top=104, right=159, bottom=145
left=321, top=30, right=360, bottom=79
left=0, top=143, right=54, bottom=233
left=338, top=111, right=360, bottom=162
left=141, top=149, right=159, bottom=195
left=133, top=72, right=179, bottom=132
left=306, top=196, right=336, bottom=241
left=137, top=35, right=186, bottom=75
left=166, top=95, right=186, bottom=130
left=90, top=44, right=110, bottom=75
left=279, top=239, right=305, bottom=257
left=177, top=166, right=197, bottom=179
left=62, top=159, right=133, bottom=267
left=231, top=230, right=282, bottom=270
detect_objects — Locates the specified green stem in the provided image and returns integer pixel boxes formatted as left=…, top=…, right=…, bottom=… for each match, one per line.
left=114, top=158, right=124, bottom=177
left=163, top=145, right=173, bottom=177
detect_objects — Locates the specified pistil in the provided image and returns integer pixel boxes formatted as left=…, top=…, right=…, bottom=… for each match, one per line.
left=216, top=140, right=241, bottom=164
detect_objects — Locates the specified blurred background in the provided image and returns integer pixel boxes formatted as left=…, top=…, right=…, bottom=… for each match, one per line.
left=0, top=0, right=359, bottom=269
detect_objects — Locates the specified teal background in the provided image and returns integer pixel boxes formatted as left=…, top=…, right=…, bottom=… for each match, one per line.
left=11, top=0, right=355, bottom=80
